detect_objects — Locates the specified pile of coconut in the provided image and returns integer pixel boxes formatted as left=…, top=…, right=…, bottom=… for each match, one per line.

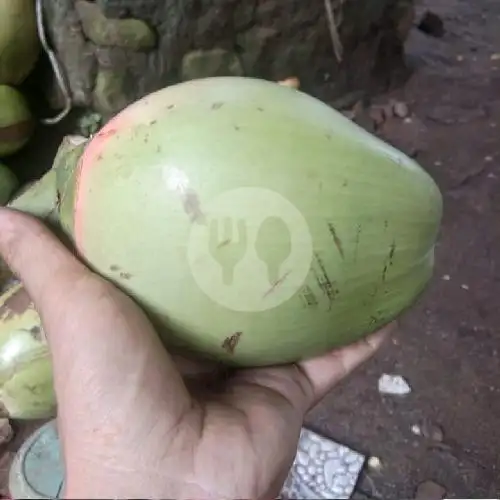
left=0, top=0, right=40, bottom=203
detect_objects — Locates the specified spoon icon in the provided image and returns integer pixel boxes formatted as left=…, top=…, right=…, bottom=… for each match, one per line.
left=254, top=216, right=292, bottom=286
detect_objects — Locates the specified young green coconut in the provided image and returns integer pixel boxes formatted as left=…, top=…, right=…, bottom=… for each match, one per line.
left=0, top=86, right=35, bottom=157
left=0, top=280, right=55, bottom=419
left=0, top=137, right=85, bottom=419
left=0, top=0, right=40, bottom=85
left=1, top=77, right=442, bottom=418
left=0, top=162, right=18, bottom=205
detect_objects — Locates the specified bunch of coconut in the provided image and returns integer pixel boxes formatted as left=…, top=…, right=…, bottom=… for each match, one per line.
left=0, top=0, right=40, bottom=206
left=0, top=77, right=443, bottom=419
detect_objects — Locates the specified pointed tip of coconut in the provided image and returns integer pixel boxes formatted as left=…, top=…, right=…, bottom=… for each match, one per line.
left=8, top=169, right=58, bottom=219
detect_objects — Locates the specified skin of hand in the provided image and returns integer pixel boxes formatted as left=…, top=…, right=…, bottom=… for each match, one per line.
left=0, top=208, right=394, bottom=500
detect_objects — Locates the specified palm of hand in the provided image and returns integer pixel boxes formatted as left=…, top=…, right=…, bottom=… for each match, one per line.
left=0, top=209, right=391, bottom=500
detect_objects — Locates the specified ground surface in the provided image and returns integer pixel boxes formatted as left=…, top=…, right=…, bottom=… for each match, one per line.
left=309, top=0, right=500, bottom=498
left=1, top=0, right=499, bottom=498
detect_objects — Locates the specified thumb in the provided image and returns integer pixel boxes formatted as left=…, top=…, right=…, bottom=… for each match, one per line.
left=298, top=323, right=395, bottom=408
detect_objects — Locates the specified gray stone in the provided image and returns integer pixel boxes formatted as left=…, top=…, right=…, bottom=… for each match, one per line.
left=233, top=0, right=257, bottom=30
left=93, top=67, right=130, bottom=115
left=96, top=0, right=132, bottom=19
left=77, top=112, right=103, bottom=138
left=236, top=27, right=279, bottom=75
left=76, top=1, right=156, bottom=50
left=42, top=1, right=96, bottom=107
left=394, top=0, right=416, bottom=41
left=42, top=0, right=416, bottom=114
left=181, top=49, right=244, bottom=81
left=414, top=480, right=447, bottom=500
left=97, top=0, right=159, bottom=20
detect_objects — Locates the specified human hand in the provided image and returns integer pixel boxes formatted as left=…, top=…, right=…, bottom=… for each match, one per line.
left=0, top=209, right=393, bottom=500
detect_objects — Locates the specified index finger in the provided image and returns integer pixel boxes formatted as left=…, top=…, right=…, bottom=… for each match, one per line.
left=0, top=208, right=192, bottom=431
left=0, top=208, right=89, bottom=307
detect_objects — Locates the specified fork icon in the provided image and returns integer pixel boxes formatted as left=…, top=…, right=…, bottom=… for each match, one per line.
left=209, top=218, right=248, bottom=285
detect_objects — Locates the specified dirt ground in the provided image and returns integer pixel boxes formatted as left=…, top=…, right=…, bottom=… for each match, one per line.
left=1, top=0, right=499, bottom=498
left=308, top=0, right=500, bottom=498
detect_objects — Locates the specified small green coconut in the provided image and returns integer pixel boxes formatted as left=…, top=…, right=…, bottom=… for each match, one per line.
left=0, top=163, right=18, bottom=205
left=0, top=281, right=55, bottom=419
left=0, top=86, right=35, bottom=157
left=0, top=0, right=40, bottom=85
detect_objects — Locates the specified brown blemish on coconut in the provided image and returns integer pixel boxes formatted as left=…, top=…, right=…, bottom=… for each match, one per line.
left=380, top=240, right=397, bottom=281
left=1, top=287, right=32, bottom=321
left=217, top=238, right=231, bottom=248
left=382, top=241, right=397, bottom=282
left=55, top=190, right=62, bottom=211
left=183, top=190, right=205, bottom=223
left=313, top=253, right=337, bottom=309
left=0, top=120, right=34, bottom=144
left=300, top=285, right=318, bottom=308
left=263, top=270, right=291, bottom=298
left=29, top=325, right=43, bottom=341
left=222, top=332, right=242, bottom=354
left=354, top=224, right=362, bottom=261
left=24, top=384, right=39, bottom=395
left=327, top=222, right=345, bottom=259
left=389, top=240, right=396, bottom=264
left=119, top=271, right=132, bottom=280
left=110, top=264, right=120, bottom=271
left=382, top=263, right=389, bottom=282
left=211, top=102, right=224, bottom=110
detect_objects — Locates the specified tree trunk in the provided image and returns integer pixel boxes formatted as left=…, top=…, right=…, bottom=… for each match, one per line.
left=43, top=0, right=415, bottom=116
